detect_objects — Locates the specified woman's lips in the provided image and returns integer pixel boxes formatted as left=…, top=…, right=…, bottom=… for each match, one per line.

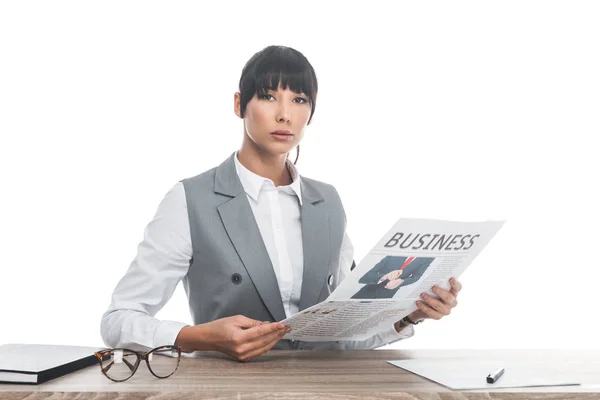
left=271, top=130, right=294, bottom=140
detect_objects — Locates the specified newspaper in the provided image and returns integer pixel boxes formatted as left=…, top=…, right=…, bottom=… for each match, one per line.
left=281, top=218, right=504, bottom=342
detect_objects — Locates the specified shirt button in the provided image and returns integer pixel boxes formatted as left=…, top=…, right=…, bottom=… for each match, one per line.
left=328, top=275, right=334, bottom=286
left=231, top=273, right=243, bottom=285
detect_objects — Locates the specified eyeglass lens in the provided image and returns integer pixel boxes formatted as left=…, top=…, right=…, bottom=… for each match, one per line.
left=99, top=349, right=140, bottom=381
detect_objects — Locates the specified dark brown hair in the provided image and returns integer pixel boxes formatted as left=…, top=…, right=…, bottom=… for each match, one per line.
left=238, top=45, right=318, bottom=164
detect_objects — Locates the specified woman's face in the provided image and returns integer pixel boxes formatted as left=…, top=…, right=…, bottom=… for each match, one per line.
left=235, top=84, right=312, bottom=157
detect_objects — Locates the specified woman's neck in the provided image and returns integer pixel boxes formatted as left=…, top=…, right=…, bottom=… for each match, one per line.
left=237, top=147, right=292, bottom=187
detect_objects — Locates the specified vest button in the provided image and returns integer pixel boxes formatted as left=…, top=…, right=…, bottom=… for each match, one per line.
left=231, top=273, right=242, bottom=285
left=328, top=275, right=334, bottom=286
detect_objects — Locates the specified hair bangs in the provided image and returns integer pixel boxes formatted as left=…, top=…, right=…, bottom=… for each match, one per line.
left=253, top=62, right=316, bottom=101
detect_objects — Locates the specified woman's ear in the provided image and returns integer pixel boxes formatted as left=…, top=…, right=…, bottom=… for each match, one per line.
left=234, top=92, right=242, bottom=119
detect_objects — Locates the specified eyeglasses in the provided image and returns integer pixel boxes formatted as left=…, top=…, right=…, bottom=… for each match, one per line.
left=94, top=345, right=181, bottom=382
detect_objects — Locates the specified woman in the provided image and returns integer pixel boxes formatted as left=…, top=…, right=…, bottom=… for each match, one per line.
left=101, top=45, right=462, bottom=362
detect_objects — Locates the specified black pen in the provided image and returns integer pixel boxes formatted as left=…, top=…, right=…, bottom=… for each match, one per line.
left=486, top=367, right=505, bottom=384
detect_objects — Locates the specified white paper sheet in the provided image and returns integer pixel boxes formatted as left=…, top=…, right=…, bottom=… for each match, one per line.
left=387, top=358, right=580, bottom=390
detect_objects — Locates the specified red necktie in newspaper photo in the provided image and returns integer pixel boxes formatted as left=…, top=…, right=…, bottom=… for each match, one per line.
left=399, top=256, right=415, bottom=270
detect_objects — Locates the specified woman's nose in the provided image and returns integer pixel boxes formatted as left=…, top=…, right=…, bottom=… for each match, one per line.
left=276, top=104, right=291, bottom=123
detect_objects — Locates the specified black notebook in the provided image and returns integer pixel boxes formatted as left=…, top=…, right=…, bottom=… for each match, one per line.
left=0, top=344, right=105, bottom=384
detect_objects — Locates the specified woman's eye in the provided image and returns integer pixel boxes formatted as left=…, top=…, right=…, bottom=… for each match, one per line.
left=259, top=94, right=275, bottom=100
left=294, top=97, right=308, bottom=104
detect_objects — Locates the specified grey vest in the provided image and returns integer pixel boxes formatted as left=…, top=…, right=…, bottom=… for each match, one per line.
left=180, top=152, right=346, bottom=350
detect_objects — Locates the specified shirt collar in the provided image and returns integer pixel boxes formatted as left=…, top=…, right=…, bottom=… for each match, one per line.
left=233, top=151, right=303, bottom=206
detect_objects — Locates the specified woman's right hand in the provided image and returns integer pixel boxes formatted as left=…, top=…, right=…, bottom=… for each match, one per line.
left=175, top=315, right=291, bottom=362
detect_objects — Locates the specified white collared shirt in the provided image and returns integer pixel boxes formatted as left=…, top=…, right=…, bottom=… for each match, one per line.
left=233, top=154, right=303, bottom=319
left=101, top=153, right=413, bottom=351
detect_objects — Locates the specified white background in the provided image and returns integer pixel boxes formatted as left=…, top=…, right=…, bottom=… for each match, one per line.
left=1, top=1, right=598, bottom=350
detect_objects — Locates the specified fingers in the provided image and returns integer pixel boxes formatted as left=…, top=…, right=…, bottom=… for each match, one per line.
left=246, top=324, right=290, bottom=347
left=250, top=322, right=287, bottom=338
left=419, top=292, right=451, bottom=318
left=416, top=299, right=445, bottom=320
left=232, top=325, right=291, bottom=362
left=432, top=285, right=458, bottom=308
left=413, top=279, right=463, bottom=323
left=238, top=333, right=285, bottom=362
left=449, top=277, right=462, bottom=297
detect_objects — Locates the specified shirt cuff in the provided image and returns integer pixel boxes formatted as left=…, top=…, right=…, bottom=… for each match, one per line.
left=153, top=320, right=189, bottom=348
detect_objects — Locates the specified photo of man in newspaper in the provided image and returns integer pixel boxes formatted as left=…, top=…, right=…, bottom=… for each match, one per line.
left=351, top=256, right=435, bottom=299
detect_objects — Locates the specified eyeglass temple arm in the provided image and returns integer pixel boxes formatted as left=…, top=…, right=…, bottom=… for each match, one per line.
left=98, top=354, right=137, bottom=373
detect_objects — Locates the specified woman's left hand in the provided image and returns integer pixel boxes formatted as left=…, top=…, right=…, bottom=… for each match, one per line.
left=408, top=277, right=462, bottom=322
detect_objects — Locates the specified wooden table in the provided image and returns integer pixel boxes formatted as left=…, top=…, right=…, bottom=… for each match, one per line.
left=1, top=349, right=599, bottom=399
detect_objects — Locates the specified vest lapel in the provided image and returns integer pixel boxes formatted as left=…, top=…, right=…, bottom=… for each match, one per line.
left=214, top=153, right=287, bottom=322
left=298, top=178, right=330, bottom=312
